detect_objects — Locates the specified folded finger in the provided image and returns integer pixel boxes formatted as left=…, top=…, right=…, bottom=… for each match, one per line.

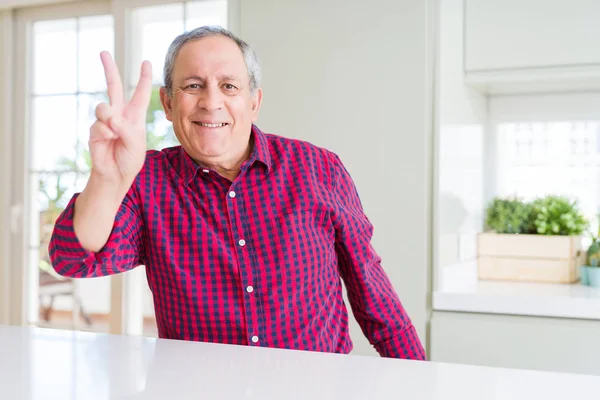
left=95, top=103, right=115, bottom=124
left=90, top=120, right=117, bottom=143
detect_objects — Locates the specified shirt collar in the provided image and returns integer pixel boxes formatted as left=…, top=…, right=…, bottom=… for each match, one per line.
left=247, top=124, right=272, bottom=173
left=178, top=124, right=271, bottom=186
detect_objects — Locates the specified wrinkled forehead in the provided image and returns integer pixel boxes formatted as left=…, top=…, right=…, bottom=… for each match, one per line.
left=172, top=36, right=249, bottom=82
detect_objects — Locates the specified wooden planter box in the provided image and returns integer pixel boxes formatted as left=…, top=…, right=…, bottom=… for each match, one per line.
left=477, top=233, right=585, bottom=284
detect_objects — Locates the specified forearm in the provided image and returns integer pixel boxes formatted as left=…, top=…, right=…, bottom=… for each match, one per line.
left=74, top=173, right=132, bottom=252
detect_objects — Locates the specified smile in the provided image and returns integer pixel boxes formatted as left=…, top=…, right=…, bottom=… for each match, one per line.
left=193, top=122, right=229, bottom=128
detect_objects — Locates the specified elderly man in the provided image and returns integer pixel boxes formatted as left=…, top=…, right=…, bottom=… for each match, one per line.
left=49, top=26, right=425, bottom=360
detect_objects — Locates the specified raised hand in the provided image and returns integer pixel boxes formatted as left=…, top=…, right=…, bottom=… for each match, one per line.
left=89, top=51, right=152, bottom=187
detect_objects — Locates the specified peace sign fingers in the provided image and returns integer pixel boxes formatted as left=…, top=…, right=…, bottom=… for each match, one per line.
left=100, top=51, right=125, bottom=111
left=126, top=60, right=153, bottom=122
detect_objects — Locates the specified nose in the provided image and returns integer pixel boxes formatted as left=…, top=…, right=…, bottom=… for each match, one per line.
left=198, top=84, right=223, bottom=111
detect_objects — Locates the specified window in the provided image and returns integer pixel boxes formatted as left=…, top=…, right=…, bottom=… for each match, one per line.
left=11, top=0, right=230, bottom=333
left=31, top=14, right=114, bottom=330
left=491, top=93, right=600, bottom=239
left=496, top=121, right=600, bottom=224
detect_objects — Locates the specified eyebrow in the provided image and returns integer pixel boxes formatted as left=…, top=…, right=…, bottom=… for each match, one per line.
left=182, top=75, right=241, bottom=82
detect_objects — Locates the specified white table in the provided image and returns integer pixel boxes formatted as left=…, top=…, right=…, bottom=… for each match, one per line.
left=0, top=325, right=598, bottom=399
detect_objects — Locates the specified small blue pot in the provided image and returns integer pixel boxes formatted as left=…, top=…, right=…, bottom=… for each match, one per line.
left=580, top=265, right=591, bottom=285
left=588, top=267, right=600, bottom=288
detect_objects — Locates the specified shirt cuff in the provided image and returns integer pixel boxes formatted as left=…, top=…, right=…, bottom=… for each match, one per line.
left=373, top=324, right=427, bottom=360
left=49, top=194, right=96, bottom=276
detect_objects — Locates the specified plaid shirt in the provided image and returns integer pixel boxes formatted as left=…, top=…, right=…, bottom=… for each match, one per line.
left=49, top=125, right=425, bottom=359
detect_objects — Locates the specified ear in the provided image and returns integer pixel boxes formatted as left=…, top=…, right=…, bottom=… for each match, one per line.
left=250, top=88, right=263, bottom=122
left=160, top=87, right=173, bottom=121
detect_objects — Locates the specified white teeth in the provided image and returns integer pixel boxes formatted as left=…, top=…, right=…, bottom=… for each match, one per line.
left=197, top=122, right=226, bottom=128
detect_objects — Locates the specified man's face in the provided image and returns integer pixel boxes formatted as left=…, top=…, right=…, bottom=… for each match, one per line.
left=161, top=35, right=262, bottom=163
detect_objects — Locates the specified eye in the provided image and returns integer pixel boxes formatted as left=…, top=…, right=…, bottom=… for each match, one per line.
left=186, top=84, right=201, bottom=90
left=223, top=83, right=238, bottom=91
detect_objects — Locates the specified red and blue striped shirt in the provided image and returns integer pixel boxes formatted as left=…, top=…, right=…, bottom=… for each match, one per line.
left=49, top=125, right=425, bottom=359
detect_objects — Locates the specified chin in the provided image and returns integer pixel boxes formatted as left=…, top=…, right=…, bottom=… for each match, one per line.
left=192, top=143, right=228, bottom=158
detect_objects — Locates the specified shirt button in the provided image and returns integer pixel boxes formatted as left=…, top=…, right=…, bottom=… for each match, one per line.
left=246, top=286, right=254, bottom=293
left=229, top=191, right=236, bottom=198
left=238, top=239, right=246, bottom=247
left=202, top=169, right=209, bottom=173
left=251, top=335, right=259, bottom=343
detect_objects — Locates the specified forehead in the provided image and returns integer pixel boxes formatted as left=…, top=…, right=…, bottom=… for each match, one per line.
left=172, top=35, right=248, bottom=80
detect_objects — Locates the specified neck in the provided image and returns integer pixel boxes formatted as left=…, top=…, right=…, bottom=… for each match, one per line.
left=195, top=140, right=253, bottom=181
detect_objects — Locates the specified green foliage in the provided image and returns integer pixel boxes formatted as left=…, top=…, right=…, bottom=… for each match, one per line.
left=485, top=195, right=589, bottom=236
left=531, top=195, right=588, bottom=235
left=485, top=197, right=534, bottom=234
left=38, top=168, right=68, bottom=211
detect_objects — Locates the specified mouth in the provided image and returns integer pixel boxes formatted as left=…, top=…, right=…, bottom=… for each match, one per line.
left=192, top=121, right=230, bottom=128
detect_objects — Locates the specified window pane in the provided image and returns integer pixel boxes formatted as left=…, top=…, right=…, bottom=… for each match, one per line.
left=35, top=170, right=86, bottom=249
left=147, top=107, right=179, bottom=150
left=33, top=19, right=77, bottom=95
left=128, top=86, right=179, bottom=150
left=496, top=121, right=600, bottom=233
left=31, top=95, right=78, bottom=171
left=131, top=3, right=184, bottom=86
left=78, top=15, right=114, bottom=93
left=36, top=171, right=82, bottom=214
left=185, top=0, right=228, bottom=30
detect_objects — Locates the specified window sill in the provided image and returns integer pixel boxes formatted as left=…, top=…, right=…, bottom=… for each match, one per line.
left=433, top=262, right=600, bottom=320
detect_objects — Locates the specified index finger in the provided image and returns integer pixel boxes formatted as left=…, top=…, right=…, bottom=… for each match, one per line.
left=100, top=51, right=124, bottom=110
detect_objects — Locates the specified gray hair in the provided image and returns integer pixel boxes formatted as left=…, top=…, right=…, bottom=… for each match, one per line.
left=163, top=26, right=262, bottom=96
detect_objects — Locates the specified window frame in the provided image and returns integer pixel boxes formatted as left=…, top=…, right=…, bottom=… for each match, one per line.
left=0, top=9, right=14, bottom=325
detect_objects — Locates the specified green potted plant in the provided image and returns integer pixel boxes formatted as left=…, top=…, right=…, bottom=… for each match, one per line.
left=581, top=213, right=600, bottom=287
left=479, top=195, right=588, bottom=284
left=587, top=257, right=600, bottom=288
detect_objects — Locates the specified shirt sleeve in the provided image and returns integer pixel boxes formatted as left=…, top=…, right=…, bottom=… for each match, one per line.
left=329, top=152, right=426, bottom=360
left=48, top=184, right=146, bottom=278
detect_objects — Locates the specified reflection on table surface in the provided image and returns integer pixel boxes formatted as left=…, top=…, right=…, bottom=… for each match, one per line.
left=0, top=325, right=599, bottom=400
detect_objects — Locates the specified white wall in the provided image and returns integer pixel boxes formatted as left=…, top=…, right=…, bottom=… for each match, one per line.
left=240, top=0, right=436, bottom=355
left=464, top=0, right=600, bottom=72
left=435, top=0, right=487, bottom=278
left=490, top=92, right=600, bottom=122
